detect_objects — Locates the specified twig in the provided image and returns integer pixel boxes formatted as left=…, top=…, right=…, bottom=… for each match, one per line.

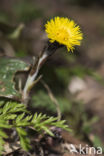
left=41, top=80, right=61, bottom=121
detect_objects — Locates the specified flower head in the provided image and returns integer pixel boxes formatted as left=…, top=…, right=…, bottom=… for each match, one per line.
left=45, top=17, right=83, bottom=52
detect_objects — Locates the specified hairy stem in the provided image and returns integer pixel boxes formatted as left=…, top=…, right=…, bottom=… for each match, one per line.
left=22, top=53, right=48, bottom=103
left=22, top=41, right=61, bottom=103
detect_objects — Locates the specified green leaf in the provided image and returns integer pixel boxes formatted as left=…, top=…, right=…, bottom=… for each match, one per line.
left=92, top=135, right=104, bottom=150
left=0, top=101, right=71, bottom=154
left=16, top=127, right=31, bottom=151
left=16, top=127, right=27, bottom=136
left=41, top=117, right=57, bottom=125
left=0, top=137, right=5, bottom=154
left=0, top=121, right=12, bottom=128
left=0, top=101, right=5, bottom=107
left=20, top=136, right=31, bottom=151
left=0, top=58, right=29, bottom=100
left=0, top=130, right=8, bottom=138
left=41, top=126, right=54, bottom=136
left=4, top=114, right=17, bottom=120
left=2, top=102, right=11, bottom=114
left=16, top=113, right=25, bottom=123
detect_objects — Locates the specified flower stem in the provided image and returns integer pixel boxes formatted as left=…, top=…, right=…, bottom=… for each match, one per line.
left=22, top=41, right=62, bottom=104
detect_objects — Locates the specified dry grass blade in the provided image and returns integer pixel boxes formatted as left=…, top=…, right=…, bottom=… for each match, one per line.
left=41, top=80, right=61, bottom=121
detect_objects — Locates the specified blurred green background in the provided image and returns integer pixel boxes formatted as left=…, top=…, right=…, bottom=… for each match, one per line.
left=0, top=0, right=104, bottom=149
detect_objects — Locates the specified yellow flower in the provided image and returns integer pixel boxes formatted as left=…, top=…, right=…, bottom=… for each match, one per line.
left=45, top=17, right=83, bottom=52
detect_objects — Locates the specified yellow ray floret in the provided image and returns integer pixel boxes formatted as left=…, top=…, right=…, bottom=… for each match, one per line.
left=45, top=17, right=83, bottom=52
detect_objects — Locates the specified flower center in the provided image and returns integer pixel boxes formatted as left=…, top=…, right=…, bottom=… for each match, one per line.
left=56, top=28, right=69, bottom=42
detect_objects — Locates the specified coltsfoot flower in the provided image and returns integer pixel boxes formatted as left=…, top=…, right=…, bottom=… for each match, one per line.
left=45, top=17, right=83, bottom=52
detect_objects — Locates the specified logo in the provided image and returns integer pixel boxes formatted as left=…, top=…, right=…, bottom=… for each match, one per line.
left=68, top=144, right=103, bottom=155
